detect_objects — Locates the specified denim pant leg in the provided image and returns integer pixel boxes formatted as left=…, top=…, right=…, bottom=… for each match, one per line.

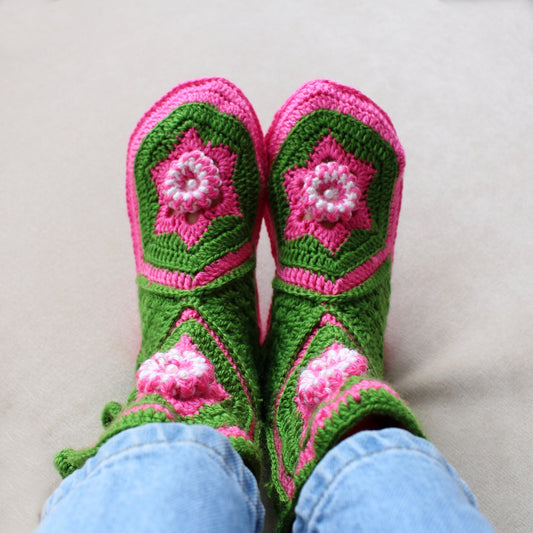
left=294, top=427, right=495, bottom=533
left=37, top=423, right=264, bottom=533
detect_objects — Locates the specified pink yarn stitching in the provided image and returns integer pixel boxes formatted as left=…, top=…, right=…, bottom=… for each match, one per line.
left=217, top=425, right=252, bottom=441
left=265, top=79, right=405, bottom=169
left=273, top=424, right=296, bottom=497
left=139, top=241, right=253, bottom=290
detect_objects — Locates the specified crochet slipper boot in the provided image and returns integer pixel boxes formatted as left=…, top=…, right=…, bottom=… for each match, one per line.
left=55, top=78, right=267, bottom=479
left=263, top=80, right=424, bottom=529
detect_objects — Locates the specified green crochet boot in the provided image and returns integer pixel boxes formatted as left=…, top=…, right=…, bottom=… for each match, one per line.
left=55, top=78, right=266, bottom=479
left=263, top=80, right=424, bottom=530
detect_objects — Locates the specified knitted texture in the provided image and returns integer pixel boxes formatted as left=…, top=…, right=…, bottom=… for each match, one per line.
left=262, top=80, right=424, bottom=531
left=55, top=78, right=266, bottom=479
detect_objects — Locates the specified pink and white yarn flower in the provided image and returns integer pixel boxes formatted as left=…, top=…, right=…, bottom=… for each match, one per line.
left=136, top=334, right=229, bottom=416
left=302, top=161, right=360, bottom=223
left=163, top=150, right=222, bottom=214
left=296, top=342, right=368, bottom=419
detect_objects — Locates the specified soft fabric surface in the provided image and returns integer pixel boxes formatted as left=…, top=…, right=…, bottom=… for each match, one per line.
left=1, top=1, right=532, bottom=532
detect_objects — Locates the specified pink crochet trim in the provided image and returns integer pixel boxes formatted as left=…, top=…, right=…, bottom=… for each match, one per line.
left=136, top=335, right=229, bottom=417
left=283, top=134, right=374, bottom=251
left=266, top=79, right=405, bottom=169
left=126, top=77, right=266, bottom=279
left=151, top=128, right=240, bottom=248
left=122, top=403, right=175, bottom=421
left=139, top=239, right=253, bottom=290
left=295, top=380, right=399, bottom=474
left=217, top=424, right=253, bottom=441
left=273, top=425, right=296, bottom=497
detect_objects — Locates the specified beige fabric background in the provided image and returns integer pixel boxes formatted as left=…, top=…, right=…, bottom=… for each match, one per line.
left=2, top=1, right=532, bottom=532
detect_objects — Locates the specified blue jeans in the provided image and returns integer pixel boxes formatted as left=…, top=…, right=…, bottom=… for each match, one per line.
left=37, top=424, right=494, bottom=532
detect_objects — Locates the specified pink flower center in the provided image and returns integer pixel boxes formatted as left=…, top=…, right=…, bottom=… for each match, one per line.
left=137, top=342, right=216, bottom=401
left=297, top=344, right=368, bottom=410
left=163, top=150, right=221, bottom=213
left=303, top=161, right=360, bottom=223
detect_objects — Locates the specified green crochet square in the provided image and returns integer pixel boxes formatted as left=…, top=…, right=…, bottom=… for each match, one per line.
left=268, top=108, right=399, bottom=278
left=134, top=102, right=260, bottom=274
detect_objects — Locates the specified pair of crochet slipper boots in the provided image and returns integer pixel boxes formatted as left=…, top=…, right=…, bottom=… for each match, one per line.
left=56, top=78, right=424, bottom=530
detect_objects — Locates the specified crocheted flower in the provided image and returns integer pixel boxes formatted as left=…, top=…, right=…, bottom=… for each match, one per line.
left=283, top=134, right=376, bottom=252
left=151, top=128, right=241, bottom=248
left=295, top=342, right=368, bottom=419
left=302, top=161, right=360, bottom=223
left=136, top=334, right=229, bottom=416
left=163, top=150, right=222, bottom=213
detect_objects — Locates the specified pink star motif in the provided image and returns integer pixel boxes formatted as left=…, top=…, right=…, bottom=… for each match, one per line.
left=151, top=128, right=241, bottom=248
left=283, top=134, right=376, bottom=252
left=163, top=150, right=222, bottom=214
left=302, top=161, right=361, bottom=223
